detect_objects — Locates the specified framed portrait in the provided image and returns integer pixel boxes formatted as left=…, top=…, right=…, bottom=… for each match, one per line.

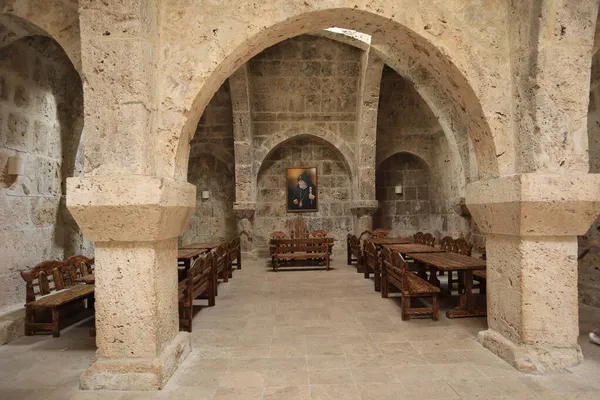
left=286, top=167, right=318, bottom=212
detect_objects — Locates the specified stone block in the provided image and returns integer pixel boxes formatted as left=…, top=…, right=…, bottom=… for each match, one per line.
left=32, top=121, right=50, bottom=155
left=0, top=75, right=9, bottom=100
left=13, top=84, right=31, bottom=108
left=6, top=112, right=31, bottom=151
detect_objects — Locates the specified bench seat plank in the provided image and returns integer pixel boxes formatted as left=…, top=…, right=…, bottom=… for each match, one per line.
left=26, top=284, right=95, bottom=308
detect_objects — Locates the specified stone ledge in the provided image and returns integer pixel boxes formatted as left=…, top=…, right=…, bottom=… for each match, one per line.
left=80, top=331, right=191, bottom=390
left=478, top=329, right=583, bottom=374
left=0, top=307, right=25, bottom=345
left=67, top=176, right=196, bottom=242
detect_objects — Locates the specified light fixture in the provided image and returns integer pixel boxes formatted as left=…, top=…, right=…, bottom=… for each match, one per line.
left=201, top=190, right=210, bottom=199
left=395, top=185, right=403, bottom=194
left=7, top=155, right=25, bottom=175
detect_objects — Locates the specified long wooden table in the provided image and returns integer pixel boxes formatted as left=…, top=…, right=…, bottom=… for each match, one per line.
left=180, top=242, right=220, bottom=251
left=407, top=252, right=486, bottom=319
left=386, top=243, right=446, bottom=256
left=371, top=237, right=412, bottom=247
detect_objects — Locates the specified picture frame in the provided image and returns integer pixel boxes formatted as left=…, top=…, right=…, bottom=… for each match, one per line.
left=286, top=167, right=318, bottom=213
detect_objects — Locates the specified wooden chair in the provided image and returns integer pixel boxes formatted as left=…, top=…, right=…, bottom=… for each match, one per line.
left=449, top=238, right=473, bottom=293
left=270, top=231, right=287, bottom=239
left=423, top=233, right=435, bottom=247
left=414, top=231, right=424, bottom=244
left=178, top=254, right=216, bottom=332
left=439, top=236, right=455, bottom=251
left=21, top=261, right=94, bottom=337
left=271, top=238, right=330, bottom=271
left=380, top=249, right=439, bottom=321
left=347, top=234, right=362, bottom=272
left=372, top=229, right=389, bottom=239
left=214, top=245, right=229, bottom=295
left=358, top=230, right=372, bottom=243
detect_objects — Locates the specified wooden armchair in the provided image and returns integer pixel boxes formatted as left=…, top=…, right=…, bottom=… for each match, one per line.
left=439, top=236, right=455, bottom=251
left=213, top=245, right=229, bottom=295
left=362, top=240, right=380, bottom=290
left=311, top=229, right=328, bottom=238
left=228, top=237, right=242, bottom=271
left=450, top=238, right=473, bottom=293
left=358, top=230, right=372, bottom=243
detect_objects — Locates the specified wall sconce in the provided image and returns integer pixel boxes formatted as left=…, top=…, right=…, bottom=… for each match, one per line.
left=201, top=190, right=210, bottom=200
left=395, top=185, right=403, bottom=195
left=7, top=155, right=25, bottom=175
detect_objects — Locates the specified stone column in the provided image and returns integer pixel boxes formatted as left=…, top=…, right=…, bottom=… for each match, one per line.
left=467, top=173, right=600, bottom=373
left=229, top=65, right=255, bottom=204
left=233, top=202, right=257, bottom=259
left=351, top=201, right=379, bottom=237
left=67, top=176, right=195, bottom=390
left=356, top=51, right=383, bottom=201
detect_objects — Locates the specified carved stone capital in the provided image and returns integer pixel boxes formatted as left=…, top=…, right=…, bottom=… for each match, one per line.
left=67, top=176, right=196, bottom=242
left=466, top=173, right=600, bottom=237
left=233, top=202, right=256, bottom=219
left=350, top=200, right=379, bottom=217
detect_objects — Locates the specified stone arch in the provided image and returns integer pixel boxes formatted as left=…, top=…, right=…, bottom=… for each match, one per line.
left=0, top=1, right=81, bottom=74
left=376, top=144, right=434, bottom=173
left=255, top=126, right=358, bottom=200
left=156, top=3, right=506, bottom=183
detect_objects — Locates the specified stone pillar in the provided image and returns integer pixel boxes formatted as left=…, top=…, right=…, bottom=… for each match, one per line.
left=467, top=173, right=600, bottom=373
left=351, top=201, right=379, bottom=237
left=233, top=202, right=257, bottom=259
left=356, top=51, right=383, bottom=201
left=229, top=65, right=255, bottom=204
left=67, top=176, right=195, bottom=390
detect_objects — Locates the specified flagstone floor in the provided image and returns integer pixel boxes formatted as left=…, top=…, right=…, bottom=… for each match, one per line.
left=1, top=256, right=599, bottom=399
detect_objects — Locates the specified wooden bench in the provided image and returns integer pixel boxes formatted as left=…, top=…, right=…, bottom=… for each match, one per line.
left=21, top=260, right=95, bottom=337
left=380, top=248, right=440, bottom=321
left=362, top=240, right=380, bottom=290
left=347, top=234, right=362, bottom=271
left=179, top=253, right=215, bottom=332
left=228, top=237, right=242, bottom=272
left=213, top=244, right=229, bottom=295
left=271, top=238, right=330, bottom=271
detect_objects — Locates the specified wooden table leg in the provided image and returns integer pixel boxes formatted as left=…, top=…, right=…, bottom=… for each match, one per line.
left=446, top=269, right=487, bottom=319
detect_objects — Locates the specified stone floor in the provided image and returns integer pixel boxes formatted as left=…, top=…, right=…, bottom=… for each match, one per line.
left=1, top=257, right=600, bottom=399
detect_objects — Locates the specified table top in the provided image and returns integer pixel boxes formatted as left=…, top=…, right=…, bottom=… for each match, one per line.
left=387, top=243, right=447, bottom=254
left=371, top=237, right=412, bottom=245
left=407, top=252, right=486, bottom=271
left=270, top=237, right=335, bottom=244
left=180, top=242, right=220, bottom=250
left=177, top=248, right=206, bottom=259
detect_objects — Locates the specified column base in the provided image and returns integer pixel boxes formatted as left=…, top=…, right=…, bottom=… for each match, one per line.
left=80, top=331, right=191, bottom=390
left=478, top=329, right=583, bottom=374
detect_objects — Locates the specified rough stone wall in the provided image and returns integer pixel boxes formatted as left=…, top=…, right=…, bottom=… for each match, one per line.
left=255, top=136, right=352, bottom=251
left=182, top=82, right=236, bottom=245
left=374, top=153, right=431, bottom=235
left=249, top=35, right=361, bottom=160
left=579, top=50, right=600, bottom=307
left=0, top=36, right=89, bottom=313
left=375, top=66, right=471, bottom=242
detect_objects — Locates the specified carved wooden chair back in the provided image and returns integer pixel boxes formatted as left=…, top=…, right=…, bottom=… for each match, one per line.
left=65, top=255, right=94, bottom=278
left=452, top=238, right=473, bottom=256
left=423, top=233, right=435, bottom=247
left=440, top=236, right=455, bottom=251
left=414, top=231, right=424, bottom=244
left=270, top=231, right=287, bottom=239
left=349, top=235, right=360, bottom=253
left=358, top=230, right=372, bottom=243
left=372, top=229, right=389, bottom=239
left=20, top=261, right=66, bottom=303
left=311, top=229, right=328, bottom=238
left=363, top=240, right=378, bottom=271
left=381, top=247, right=393, bottom=270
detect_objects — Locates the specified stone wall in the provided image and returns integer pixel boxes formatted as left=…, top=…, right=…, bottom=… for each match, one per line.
left=579, top=50, right=600, bottom=307
left=375, top=66, right=472, bottom=242
left=374, top=153, right=431, bottom=235
left=250, top=35, right=361, bottom=159
left=0, top=36, right=89, bottom=313
left=182, top=82, right=236, bottom=245
left=255, top=136, right=352, bottom=251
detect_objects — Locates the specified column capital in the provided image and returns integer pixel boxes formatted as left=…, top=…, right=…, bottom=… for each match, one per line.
left=67, top=176, right=195, bottom=242
left=233, top=202, right=256, bottom=219
left=350, top=200, right=379, bottom=217
left=466, top=173, right=600, bottom=236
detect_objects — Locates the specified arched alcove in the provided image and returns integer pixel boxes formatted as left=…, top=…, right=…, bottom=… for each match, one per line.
left=0, top=35, right=88, bottom=313
left=254, top=135, right=353, bottom=251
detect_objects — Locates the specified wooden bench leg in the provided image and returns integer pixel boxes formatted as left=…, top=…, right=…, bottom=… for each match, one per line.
left=432, top=294, right=439, bottom=321
left=24, top=307, right=34, bottom=336
left=223, top=267, right=229, bottom=282
left=51, top=308, right=60, bottom=338
left=374, top=271, right=381, bottom=292
left=401, top=295, right=410, bottom=321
